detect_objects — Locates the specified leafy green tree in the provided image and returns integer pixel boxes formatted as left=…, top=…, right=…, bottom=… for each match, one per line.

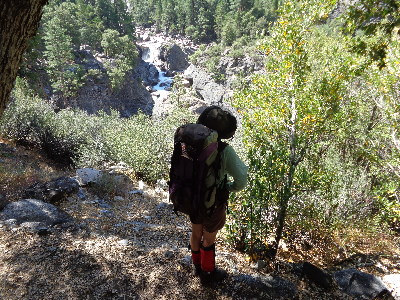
left=129, top=0, right=153, bottom=25
left=230, top=0, right=254, bottom=11
left=101, top=29, right=122, bottom=56
left=160, top=0, right=178, bottom=32
left=231, top=0, right=360, bottom=257
left=221, top=15, right=239, bottom=45
left=343, top=0, right=400, bottom=69
left=214, top=0, right=230, bottom=39
left=128, top=0, right=278, bottom=43
left=43, top=1, right=81, bottom=45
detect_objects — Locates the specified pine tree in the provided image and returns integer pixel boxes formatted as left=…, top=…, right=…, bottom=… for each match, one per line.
left=43, top=10, right=82, bottom=97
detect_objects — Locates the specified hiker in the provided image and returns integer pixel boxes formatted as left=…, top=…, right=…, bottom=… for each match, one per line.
left=187, top=106, right=248, bottom=283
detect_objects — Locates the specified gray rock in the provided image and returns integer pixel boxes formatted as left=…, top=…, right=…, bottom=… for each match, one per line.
left=99, top=209, right=112, bottom=215
left=118, top=239, right=129, bottom=246
left=112, top=174, right=131, bottom=187
left=77, top=189, right=87, bottom=200
left=156, top=202, right=169, bottom=210
left=0, top=142, right=16, bottom=154
left=232, top=274, right=297, bottom=299
left=184, top=64, right=230, bottom=105
left=257, top=260, right=267, bottom=270
left=382, top=274, right=400, bottom=300
left=24, top=176, right=80, bottom=203
left=97, top=200, right=112, bottom=209
left=129, top=190, right=144, bottom=195
left=0, top=199, right=72, bottom=226
left=4, top=218, right=18, bottom=227
left=76, top=168, right=102, bottom=186
left=20, top=221, right=49, bottom=233
left=142, top=32, right=150, bottom=42
left=333, top=268, right=390, bottom=299
left=303, top=261, right=334, bottom=289
left=133, top=58, right=159, bottom=86
left=0, top=193, right=8, bottom=210
left=181, top=255, right=191, bottom=266
left=165, top=250, right=174, bottom=259
left=159, top=43, right=189, bottom=71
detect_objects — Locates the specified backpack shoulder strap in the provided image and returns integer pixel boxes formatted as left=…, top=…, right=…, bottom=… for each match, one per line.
left=218, top=141, right=228, bottom=153
left=215, top=141, right=228, bottom=184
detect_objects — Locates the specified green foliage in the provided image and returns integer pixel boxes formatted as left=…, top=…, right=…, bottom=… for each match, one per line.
left=1, top=79, right=196, bottom=182
left=95, top=0, right=133, bottom=35
left=129, top=0, right=278, bottom=43
left=1, top=79, right=93, bottom=165
left=76, top=0, right=104, bottom=49
left=231, top=0, right=365, bottom=255
left=101, top=29, right=138, bottom=90
left=101, top=29, right=123, bottom=56
left=43, top=3, right=84, bottom=97
left=227, top=0, right=400, bottom=257
left=343, top=0, right=400, bottom=69
left=89, top=172, right=130, bottom=198
left=20, top=0, right=137, bottom=96
left=220, top=17, right=239, bottom=46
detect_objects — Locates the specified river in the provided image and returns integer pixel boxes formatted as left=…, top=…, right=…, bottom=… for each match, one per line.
left=140, top=40, right=174, bottom=117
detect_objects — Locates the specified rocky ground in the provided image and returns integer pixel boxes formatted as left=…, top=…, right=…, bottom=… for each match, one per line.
left=0, top=140, right=399, bottom=300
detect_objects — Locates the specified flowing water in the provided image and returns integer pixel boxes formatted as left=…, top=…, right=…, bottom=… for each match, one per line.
left=140, top=41, right=175, bottom=117
left=141, top=45, right=173, bottom=93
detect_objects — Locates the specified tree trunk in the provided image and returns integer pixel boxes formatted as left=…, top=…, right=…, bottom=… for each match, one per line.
left=273, top=94, right=298, bottom=258
left=0, top=0, right=48, bottom=116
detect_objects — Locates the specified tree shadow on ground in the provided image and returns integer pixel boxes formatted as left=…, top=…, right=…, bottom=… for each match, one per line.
left=0, top=229, right=141, bottom=299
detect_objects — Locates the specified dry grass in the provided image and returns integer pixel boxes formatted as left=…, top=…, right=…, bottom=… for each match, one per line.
left=0, top=138, right=71, bottom=202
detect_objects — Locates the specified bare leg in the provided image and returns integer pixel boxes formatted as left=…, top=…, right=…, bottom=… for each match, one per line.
left=191, top=223, right=203, bottom=251
left=202, top=230, right=218, bottom=248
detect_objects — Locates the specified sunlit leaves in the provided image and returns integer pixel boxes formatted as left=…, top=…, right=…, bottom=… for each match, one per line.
left=229, top=0, right=370, bottom=253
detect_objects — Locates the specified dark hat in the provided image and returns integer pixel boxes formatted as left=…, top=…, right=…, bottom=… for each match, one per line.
left=197, top=106, right=237, bottom=139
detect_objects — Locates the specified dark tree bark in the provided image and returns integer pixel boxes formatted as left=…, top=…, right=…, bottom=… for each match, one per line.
left=0, top=0, right=48, bottom=116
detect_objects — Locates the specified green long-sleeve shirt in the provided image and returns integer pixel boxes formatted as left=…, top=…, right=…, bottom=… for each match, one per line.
left=218, top=145, right=248, bottom=192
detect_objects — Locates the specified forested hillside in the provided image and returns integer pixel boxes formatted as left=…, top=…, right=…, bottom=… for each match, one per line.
left=1, top=0, right=400, bottom=298
left=130, top=0, right=276, bottom=43
left=19, top=0, right=277, bottom=97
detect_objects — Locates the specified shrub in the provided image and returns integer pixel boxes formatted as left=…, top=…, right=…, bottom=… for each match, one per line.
left=1, top=79, right=196, bottom=182
left=83, top=106, right=197, bottom=183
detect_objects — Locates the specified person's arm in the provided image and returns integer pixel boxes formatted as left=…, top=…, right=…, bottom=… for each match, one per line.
left=224, top=145, right=248, bottom=192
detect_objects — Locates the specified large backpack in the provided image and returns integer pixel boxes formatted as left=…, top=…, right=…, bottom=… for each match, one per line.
left=168, top=123, right=228, bottom=217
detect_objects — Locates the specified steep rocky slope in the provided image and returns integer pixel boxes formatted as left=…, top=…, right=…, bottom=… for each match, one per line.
left=1, top=140, right=399, bottom=299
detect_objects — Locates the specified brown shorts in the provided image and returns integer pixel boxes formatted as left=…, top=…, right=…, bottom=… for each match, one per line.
left=189, top=202, right=227, bottom=233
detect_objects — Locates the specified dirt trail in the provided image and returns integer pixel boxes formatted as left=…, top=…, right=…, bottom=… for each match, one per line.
left=0, top=182, right=300, bottom=300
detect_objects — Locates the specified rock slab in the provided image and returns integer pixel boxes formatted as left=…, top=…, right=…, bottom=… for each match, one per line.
left=382, top=274, right=400, bottom=300
left=334, top=268, right=391, bottom=299
left=0, top=199, right=72, bottom=226
left=24, top=176, right=80, bottom=203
